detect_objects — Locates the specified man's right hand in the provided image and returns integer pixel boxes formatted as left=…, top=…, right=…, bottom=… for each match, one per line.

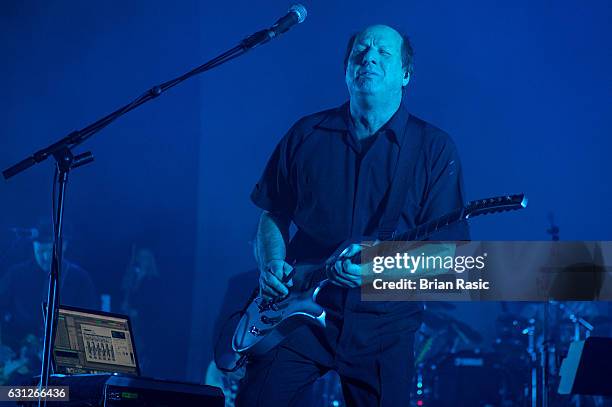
left=259, top=259, right=294, bottom=300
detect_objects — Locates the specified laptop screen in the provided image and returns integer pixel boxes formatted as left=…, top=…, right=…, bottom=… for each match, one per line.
left=50, top=305, right=140, bottom=375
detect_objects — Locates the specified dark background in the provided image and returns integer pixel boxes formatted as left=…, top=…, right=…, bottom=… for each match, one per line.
left=1, top=0, right=611, bottom=382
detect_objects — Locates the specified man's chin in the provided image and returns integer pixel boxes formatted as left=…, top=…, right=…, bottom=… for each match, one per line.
left=352, top=86, right=382, bottom=97
left=352, top=80, right=376, bottom=91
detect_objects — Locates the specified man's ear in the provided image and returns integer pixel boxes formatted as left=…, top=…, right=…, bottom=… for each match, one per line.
left=402, top=70, right=410, bottom=87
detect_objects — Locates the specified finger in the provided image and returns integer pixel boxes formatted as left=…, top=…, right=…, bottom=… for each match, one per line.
left=332, top=260, right=360, bottom=287
left=337, top=258, right=360, bottom=277
left=338, top=262, right=362, bottom=283
left=330, top=268, right=360, bottom=287
left=259, top=285, right=274, bottom=301
left=342, top=261, right=362, bottom=277
left=328, top=279, right=346, bottom=287
left=339, top=268, right=361, bottom=284
left=268, top=264, right=292, bottom=287
left=261, top=280, right=284, bottom=299
left=329, top=279, right=357, bottom=288
left=339, top=244, right=362, bottom=259
left=268, top=264, right=285, bottom=279
left=263, top=272, right=289, bottom=296
left=260, top=289, right=274, bottom=301
left=282, top=263, right=294, bottom=287
left=330, top=262, right=342, bottom=278
left=345, top=244, right=363, bottom=257
left=270, top=263, right=294, bottom=286
left=259, top=277, right=279, bottom=299
left=263, top=278, right=287, bottom=298
left=260, top=274, right=281, bottom=296
left=331, top=273, right=359, bottom=288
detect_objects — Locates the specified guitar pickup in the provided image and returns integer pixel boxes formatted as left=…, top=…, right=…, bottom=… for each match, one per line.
left=260, top=315, right=281, bottom=325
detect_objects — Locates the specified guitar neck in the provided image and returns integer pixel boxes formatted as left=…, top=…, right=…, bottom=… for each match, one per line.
left=351, top=208, right=465, bottom=264
left=392, top=208, right=465, bottom=242
left=318, top=194, right=526, bottom=275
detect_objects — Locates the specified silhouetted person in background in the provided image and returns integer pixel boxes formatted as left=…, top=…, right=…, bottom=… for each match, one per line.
left=0, top=218, right=97, bottom=384
left=120, top=245, right=162, bottom=374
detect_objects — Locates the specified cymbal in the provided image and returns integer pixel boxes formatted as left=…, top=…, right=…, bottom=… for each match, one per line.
left=450, top=319, right=483, bottom=343
left=421, top=311, right=483, bottom=343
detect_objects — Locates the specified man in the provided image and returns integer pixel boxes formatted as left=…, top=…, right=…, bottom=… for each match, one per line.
left=120, top=245, right=167, bottom=376
left=236, top=25, right=469, bottom=406
left=0, top=219, right=97, bottom=383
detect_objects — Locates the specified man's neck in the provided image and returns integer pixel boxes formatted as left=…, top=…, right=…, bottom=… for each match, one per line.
left=349, top=93, right=402, bottom=139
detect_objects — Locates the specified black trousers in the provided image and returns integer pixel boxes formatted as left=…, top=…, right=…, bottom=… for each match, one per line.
left=235, top=286, right=420, bottom=407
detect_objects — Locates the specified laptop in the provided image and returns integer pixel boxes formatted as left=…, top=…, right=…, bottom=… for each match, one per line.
left=43, top=304, right=141, bottom=376
left=38, top=305, right=225, bottom=406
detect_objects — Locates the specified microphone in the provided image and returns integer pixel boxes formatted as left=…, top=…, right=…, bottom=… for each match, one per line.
left=242, top=4, right=307, bottom=49
left=9, top=227, right=39, bottom=240
left=270, top=4, right=307, bottom=36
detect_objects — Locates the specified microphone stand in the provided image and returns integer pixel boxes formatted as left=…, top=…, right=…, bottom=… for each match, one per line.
left=2, top=24, right=294, bottom=407
left=540, top=212, right=560, bottom=407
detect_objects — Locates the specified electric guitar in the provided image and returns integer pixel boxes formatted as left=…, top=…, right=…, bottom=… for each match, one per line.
left=233, top=194, right=528, bottom=356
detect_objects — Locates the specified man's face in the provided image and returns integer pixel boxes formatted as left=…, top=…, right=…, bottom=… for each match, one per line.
left=345, top=25, right=409, bottom=99
left=33, top=240, right=66, bottom=272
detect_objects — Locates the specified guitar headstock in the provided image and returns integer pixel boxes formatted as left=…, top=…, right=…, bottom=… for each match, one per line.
left=464, top=193, right=528, bottom=219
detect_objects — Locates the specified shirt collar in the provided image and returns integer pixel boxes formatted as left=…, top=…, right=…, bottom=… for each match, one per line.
left=315, top=100, right=411, bottom=145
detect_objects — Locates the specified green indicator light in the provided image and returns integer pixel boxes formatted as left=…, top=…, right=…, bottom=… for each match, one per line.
left=122, top=392, right=139, bottom=399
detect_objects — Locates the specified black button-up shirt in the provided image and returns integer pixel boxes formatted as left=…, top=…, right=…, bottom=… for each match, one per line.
left=251, top=101, right=470, bottom=264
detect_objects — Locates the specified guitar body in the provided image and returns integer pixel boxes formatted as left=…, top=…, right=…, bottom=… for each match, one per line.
left=232, top=282, right=326, bottom=356
left=232, top=240, right=360, bottom=357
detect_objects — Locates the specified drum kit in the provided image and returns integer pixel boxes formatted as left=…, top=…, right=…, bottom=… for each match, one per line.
left=312, top=301, right=611, bottom=407
left=416, top=301, right=611, bottom=407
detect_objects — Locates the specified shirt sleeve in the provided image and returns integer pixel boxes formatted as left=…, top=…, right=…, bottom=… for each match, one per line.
left=419, top=130, right=470, bottom=240
left=250, top=127, right=297, bottom=216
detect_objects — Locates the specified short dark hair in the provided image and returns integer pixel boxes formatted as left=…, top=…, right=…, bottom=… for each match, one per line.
left=343, top=30, right=415, bottom=77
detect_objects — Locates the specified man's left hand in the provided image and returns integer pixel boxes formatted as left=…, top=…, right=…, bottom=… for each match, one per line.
left=329, top=244, right=364, bottom=288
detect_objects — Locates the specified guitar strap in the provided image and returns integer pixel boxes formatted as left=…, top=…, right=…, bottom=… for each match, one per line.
left=376, top=114, right=426, bottom=241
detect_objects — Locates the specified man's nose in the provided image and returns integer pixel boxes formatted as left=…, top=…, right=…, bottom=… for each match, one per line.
left=361, top=48, right=378, bottom=65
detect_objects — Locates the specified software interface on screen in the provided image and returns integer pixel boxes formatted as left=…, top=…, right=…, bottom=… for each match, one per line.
left=53, top=307, right=139, bottom=375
